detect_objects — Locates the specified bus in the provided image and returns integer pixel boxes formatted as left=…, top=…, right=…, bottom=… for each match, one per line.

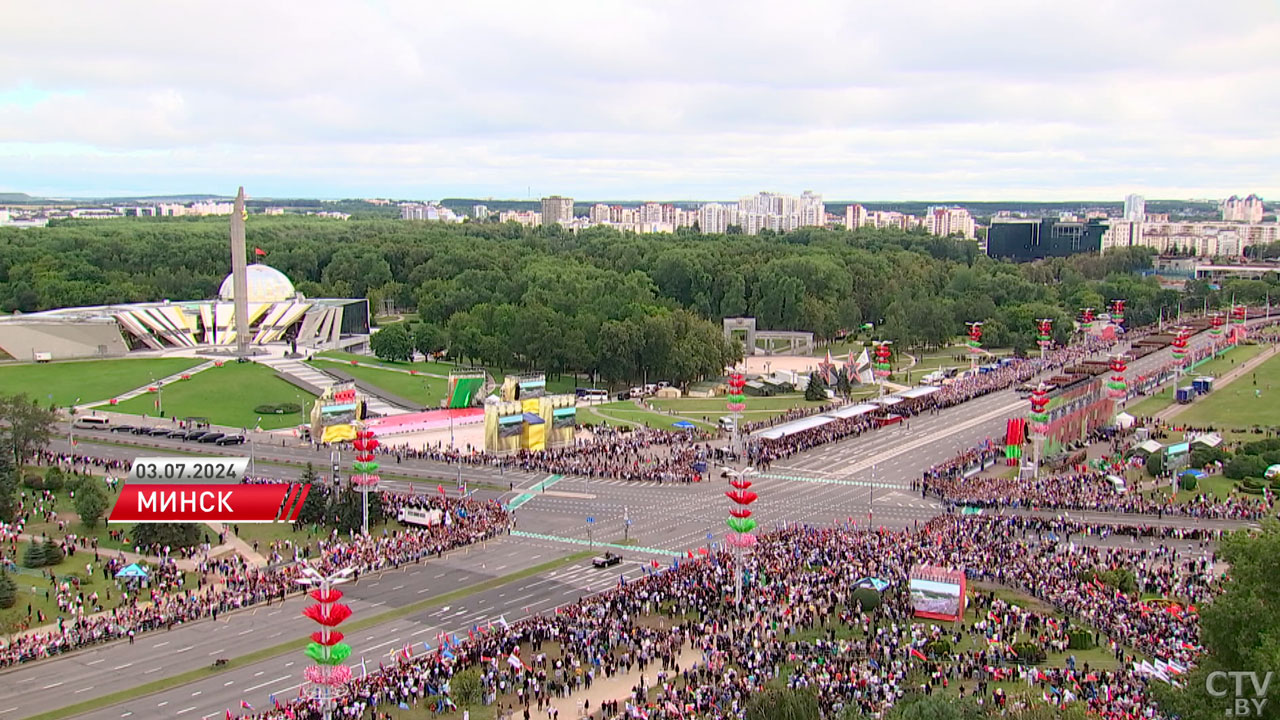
left=72, top=416, right=111, bottom=430
left=576, top=388, right=610, bottom=403
left=396, top=507, right=446, bottom=528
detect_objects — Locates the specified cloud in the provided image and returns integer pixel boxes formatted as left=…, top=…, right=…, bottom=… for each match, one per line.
left=1, top=0, right=1278, bottom=199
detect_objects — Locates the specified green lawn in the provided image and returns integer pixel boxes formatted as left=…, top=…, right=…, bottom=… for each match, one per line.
left=0, top=357, right=203, bottom=407
left=1124, top=342, right=1265, bottom=419
left=110, top=362, right=316, bottom=430
left=318, top=350, right=464, bottom=377
left=312, top=360, right=450, bottom=407
left=581, top=401, right=717, bottom=430
left=1176, top=350, right=1280, bottom=429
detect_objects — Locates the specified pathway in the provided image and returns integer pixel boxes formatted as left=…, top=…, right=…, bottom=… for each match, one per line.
left=81, top=360, right=217, bottom=409
left=542, top=644, right=704, bottom=720
left=1153, top=343, right=1279, bottom=423
left=255, top=356, right=406, bottom=416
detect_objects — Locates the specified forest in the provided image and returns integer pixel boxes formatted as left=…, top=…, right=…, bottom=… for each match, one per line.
left=2, top=217, right=1272, bottom=383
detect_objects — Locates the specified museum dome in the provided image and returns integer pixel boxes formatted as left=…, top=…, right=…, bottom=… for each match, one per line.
left=218, top=264, right=298, bottom=303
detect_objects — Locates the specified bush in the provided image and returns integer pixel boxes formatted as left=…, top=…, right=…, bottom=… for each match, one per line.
left=22, top=540, right=63, bottom=568
left=1067, top=630, right=1094, bottom=650
left=925, top=639, right=952, bottom=658
left=1238, top=482, right=1266, bottom=496
left=1226, top=454, right=1269, bottom=480
left=0, top=570, right=15, bottom=609
left=132, top=522, right=203, bottom=549
left=450, top=667, right=483, bottom=708
left=1179, top=472, right=1198, bottom=491
left=22, top=474, right=43, bottom=490
left=253, top=403, right=302, bottom=415
left=1011, top=641, right=1047, bottom=665
left=74, top=480, right=109, bottom=528
left=43, top=467, right=65, bottom=491
left=1096, top=568, right=1137, bottom=594
left=1242, top=478, right=1266, bottom=491
left=1145, top=451, right=1165, bottom=477
left=851, top=587, right=882, bottom=612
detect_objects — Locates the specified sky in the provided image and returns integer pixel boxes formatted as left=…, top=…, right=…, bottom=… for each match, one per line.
left=3, top=1, right=1279, bottom=201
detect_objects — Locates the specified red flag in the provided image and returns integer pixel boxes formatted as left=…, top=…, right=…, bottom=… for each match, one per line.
left=254, top=247, right=267, bottom=256
left=241, top=700, right=255, bottom=710
left=687, top=550, right=694, bottom=559
left=437, top=484, right=445, bottom=496
left=909, top=647, right=927, bottom=661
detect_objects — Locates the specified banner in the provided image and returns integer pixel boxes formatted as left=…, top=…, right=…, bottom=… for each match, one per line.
left=109, top=483, right=309, bottom=523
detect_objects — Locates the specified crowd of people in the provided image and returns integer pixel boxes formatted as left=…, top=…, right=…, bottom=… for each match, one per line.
left=0, top=492, right=512, bottom=668
left=237, top=513, right=1214, bottom=720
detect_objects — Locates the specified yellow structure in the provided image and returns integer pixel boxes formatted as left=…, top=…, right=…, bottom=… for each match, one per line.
left=310, top=380, right=365, bottom=445
left=484, top=393, right=576, bottom=453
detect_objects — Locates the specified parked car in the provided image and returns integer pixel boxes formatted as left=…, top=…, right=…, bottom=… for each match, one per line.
left=216, top=434, right=246, bottom=446
left=149, top=427, right=173, bottom=436
left=110, top=425, right=136, bottom=434
left=130, top=426, right=153, bottom=435
left=198, top=432, right=226, bottom=443
left=183, top=430, right=208, bottom=441
left=166, top=430, right=188, bottom=439
left=592, top=552, right=622, bottom=568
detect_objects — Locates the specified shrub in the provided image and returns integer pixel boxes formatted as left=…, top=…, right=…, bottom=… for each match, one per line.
left=43, top=467, right=65, bottom=491
left=925, top=639, right=952, bottom=658
left=1011, top=642, right=1046, bottom=665
left=851, top=587, right=882, bottom=612
left=253, top=403, right=302, bottom=415
left=1242, top=478, right=1266, bottom=491
left=1179, top=472, right=1198, bottom=491
left=1238, top=482, right=1266, bottom=496
left=22, top=474, right=43, bottom=490
left=1067, top=630, right=1094, bottom=650
left=131, top=522, right=203, bottom=549
left=21, top=540, right=62, bottom=568
left=0, top=570, right=15, bottom=609
left=450, top=667, right=483, bottom=707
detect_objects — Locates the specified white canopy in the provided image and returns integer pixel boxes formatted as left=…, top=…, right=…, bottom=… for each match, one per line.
left=1114, top=412, right=1136, bottom=429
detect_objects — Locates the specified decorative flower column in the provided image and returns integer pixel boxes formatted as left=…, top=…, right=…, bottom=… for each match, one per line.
left=966, top=322, right=983, bottom=368
left=1036, top=319, right=1053, bottom=359
left=724, top=470, right=758, bottom=604
left=873, top=341, right=892, bottom=396
left=1209, top=312, right=1225, bottom=338
left=352, top=429, right=380, bottom=536
left=1107, top=354, right=1128, bottom=402
left=1028, top=381, right=1050, bottom=476
left=1079, top=308, right=1094, bottom=332
left=1110, top=299, right=1125, bottom=327
left=1231, top=304, right=1247, bottom=342
left=1171, top=327, right=1190, bottom=365
left=298, top=566, right=355, bottom=718
left=726, top=370, right=746, bottom=455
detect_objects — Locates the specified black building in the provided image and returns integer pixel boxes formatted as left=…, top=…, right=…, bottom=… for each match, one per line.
left=986, top=218, right=1105, bottom=261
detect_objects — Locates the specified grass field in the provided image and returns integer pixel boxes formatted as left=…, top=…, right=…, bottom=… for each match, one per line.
left=317, top=351, right=583, bottom=396
left=580, top=401, right=717, bottom=430
left=111, top=362, right=316, bottom=430
left=1125, top=343, right=1267, bottom=419
left=314, top=360, right=450, bottom=407
left=0, top=357, right=203, bottom=407
left=1176, top=349, right=1280, bottom=429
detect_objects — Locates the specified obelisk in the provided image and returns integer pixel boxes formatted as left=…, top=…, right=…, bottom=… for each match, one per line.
left=230, top=187, right=250, bottom=358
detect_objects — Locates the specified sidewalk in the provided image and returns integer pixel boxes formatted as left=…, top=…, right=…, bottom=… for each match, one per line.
left=204, top=521, right=271, bottom=567
left=544, top=644, right=703, bottom=719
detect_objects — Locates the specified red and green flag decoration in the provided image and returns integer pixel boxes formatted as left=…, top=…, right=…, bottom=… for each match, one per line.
left=1028, top=382, right=1050, bottom=435
left=302, top=587, right=353, bottom=687
left=1106, top=354, right=1128, bottom=400
left=725, top=476, right=758, bottom=549
left=1171, top=327, right=1190, bottom=364
left=1004, top=418, right=1025, bottom=466
left=873, top=341, right=892, bottom=379
left=966, top=322, right=983, bottom=355
left=1232, top=304, right=1247, bottom=325
left=1079, top=307, right=1095, bottom=331
left=726, top=371, right=746, bottom=413
left=1036, top=319, right=1053, bottom=352
left=1209, top=312, right=1225, bottom=337
left=1110, top=299, right=1125, bottom=326
left=352, top=429, right=380, bottom=489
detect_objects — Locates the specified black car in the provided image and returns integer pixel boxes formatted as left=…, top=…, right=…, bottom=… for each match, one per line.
left=110, top=425, right=136, bottom=433
left=198, top=432, right=225, bottom=443
left=166, top=430, right=187, bottom=439
left=149, top=427, right=173, bottom=436
left=183, top=430, right=208, bottom=441
left=592, top=552, right=622, bottom=568
left=131, top=426, right=153, bottom=435
left=216, top=434, right=246, bottom=446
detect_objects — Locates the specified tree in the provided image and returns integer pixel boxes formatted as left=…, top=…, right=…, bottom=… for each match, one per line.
left=0, top=449, right=16, bottom=523
left=0, top=394, right=58, bottom=467
left=744, top=688, right=820, bottom=720
left=295, top=464, right=329, bottom=526
left=74, top=479, right=109, bottom=528
left=370, top=323, right=413, bottom=363
left=450, top=667, right=483, bottom=707
left=413, top=323, right=447, bottom=358
left=1152, top=522, right=1280, bottom=719
left=804, top=372, right=826, bottom=402
left=836, top=371, right=853, bottom=399
left=0, top=569, right=16, bottom=609
left=132, top=522, right=202, bottom=549
left=885, top=694, right=984, bottom=720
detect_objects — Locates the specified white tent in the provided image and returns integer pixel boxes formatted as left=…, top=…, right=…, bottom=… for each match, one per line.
left=1190, top=433, right=1222, bottom=448
left=1137, top=439, right=1163, bottom=455
left=1114, top=412, right=1136, bottom=429
left=1266, top=464, right=1280, bottom=480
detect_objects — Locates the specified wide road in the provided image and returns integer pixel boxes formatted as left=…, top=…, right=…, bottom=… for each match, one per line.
left=7, top=322, right=1257, bottom=719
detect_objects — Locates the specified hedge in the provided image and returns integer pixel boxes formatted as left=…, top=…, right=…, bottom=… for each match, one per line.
left=253, top=402, right=302, bottom=415
left=1068, top=630, right=1094, bottom=650
left=1012, top=641, right=1047, bottom=665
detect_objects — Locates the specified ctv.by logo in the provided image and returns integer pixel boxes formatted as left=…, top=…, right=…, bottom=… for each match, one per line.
left=1207, top=671, right=1272, bottom=716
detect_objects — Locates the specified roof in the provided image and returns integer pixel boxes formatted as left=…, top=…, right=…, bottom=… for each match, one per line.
left=114, top=563, right=149, bottom=578
left=753, top=414, right=835, bottom=440
left=827, top=403, right=878, bottom=418
left=897, top=386, right=941, bottom=399
left=218, top=263, right=297, bottom=303
left=1137, top=439, right=1164, bottom=454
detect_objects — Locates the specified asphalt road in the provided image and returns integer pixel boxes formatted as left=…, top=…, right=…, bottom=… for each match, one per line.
left=7, top=323, right=1254, bottom=719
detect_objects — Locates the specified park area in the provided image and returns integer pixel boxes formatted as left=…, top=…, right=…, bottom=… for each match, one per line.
left=0, top=357, right=202, bottom=407
left=108, top=361, right=315, bottom=430
left=1125, top=342, right=1267, bottom=419
left=1176, top=349, right=1280, bottom=430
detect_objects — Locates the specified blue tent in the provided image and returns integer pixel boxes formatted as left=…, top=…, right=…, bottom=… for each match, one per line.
left=672, top=420, right=696, bottom=429
left=114, top=563, right=149, bottom=579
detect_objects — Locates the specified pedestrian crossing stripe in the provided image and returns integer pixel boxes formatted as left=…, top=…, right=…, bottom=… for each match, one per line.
left=758, top=473, right=900, bottom=489
left=507, top=475, right=565, bottom=510
left=510, top=530, right=670, bottom=556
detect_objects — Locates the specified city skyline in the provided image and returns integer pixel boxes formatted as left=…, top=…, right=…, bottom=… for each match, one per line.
left=3, top=1, right=1279, bottom=199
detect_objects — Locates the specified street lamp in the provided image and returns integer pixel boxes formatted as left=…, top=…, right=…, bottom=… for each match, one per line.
left=69, top=397, right=80, bottom=448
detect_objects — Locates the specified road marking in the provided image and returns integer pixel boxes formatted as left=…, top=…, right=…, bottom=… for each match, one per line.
left=245, top=675, right=292, bottom=692
left=144, top=667, right=162, bottom=674
left=175, top=645, right=194, bottom=653
left=207, top=649, right=226, bottom=656
left=364, top=638, right=402, bottom=652
left=238, top=629, right=254, bottom=635
left=254, top=671, right=265, bottom=677
left=152, top=641, right=169, bottom=648
left=176, top=706, right=197, bottom=715
left=158, top=702, right=169, bottom=708
left=113, top=662, right=133, bottom=670
left=120, top=713, right=132, bottom=718
left=190, top=691, right=202, bottom=697
left=43, top=682, right=64, bottom=689
left=86, top=658, right=105, bottom=665
left=224, top=681, right=235, bottom=687
left=412, top=627, right=433, bottom=636
left=75, top=686, right=95, bottom=694
left=418, top=587, right=429, bottom=594
left=392, top=584, right=405, bottom=590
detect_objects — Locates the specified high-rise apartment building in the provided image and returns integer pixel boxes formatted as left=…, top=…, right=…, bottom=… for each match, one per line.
left=589, top=204, right=611, bottom=224
left=925, top=206, right=976, bottom=239
left=844, top=203, right=868, bottom=230
left=728, top=191, right=825, bottom=235
left=540, top=196, right=574, bottom=226
left=1221, top=194, right=1264, bottom=223
left=1123, top=194, right=1145, bottom=222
